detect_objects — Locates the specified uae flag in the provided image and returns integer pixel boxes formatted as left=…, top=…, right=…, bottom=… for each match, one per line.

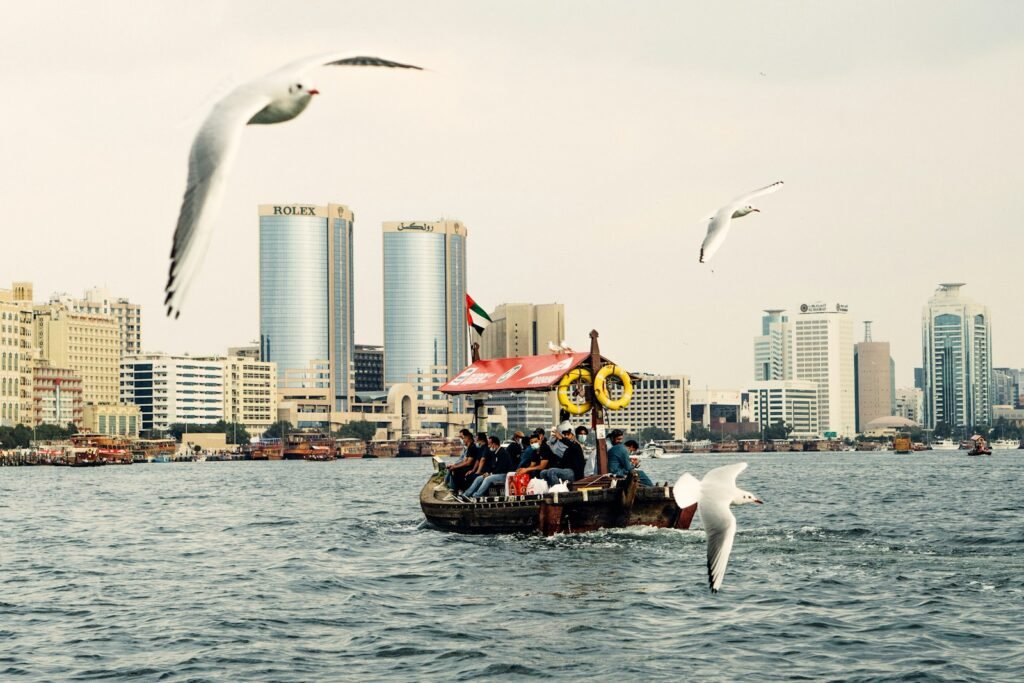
left=466, top=294, right=492, bottom=335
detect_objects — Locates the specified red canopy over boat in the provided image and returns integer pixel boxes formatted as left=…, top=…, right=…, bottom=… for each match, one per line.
left=440, top=352, right=617, bottom=393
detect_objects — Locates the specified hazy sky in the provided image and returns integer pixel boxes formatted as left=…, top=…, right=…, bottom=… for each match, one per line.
left=3, top=1, right=1022, bottom=390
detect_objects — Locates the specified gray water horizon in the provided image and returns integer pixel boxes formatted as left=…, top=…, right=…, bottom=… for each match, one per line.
left=2, top=453, right=1022, bottom=681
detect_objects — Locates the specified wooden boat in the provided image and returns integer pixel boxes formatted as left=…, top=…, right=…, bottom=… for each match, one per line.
left=283, top=432, right=335, bottom=460
left=423, top=331, right=697, bottom=535
left=421, top=461, right=695, bottom=535
left=336, top=438, right=367, bottom=458
left=893, top=434, right=912, bottom=454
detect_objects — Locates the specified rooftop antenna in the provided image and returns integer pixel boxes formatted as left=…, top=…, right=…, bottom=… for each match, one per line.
left=863, top=321, right=873, bottom=342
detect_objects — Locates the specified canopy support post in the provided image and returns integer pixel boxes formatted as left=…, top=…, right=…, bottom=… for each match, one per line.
left=589, top=330, right=608, bottom=475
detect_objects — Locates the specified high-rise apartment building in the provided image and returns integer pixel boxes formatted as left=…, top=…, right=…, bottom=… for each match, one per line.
left=33, top=303, right=120, bottom=407
left=50, top=287, right=142, bottom=358
left=753, top=309, right=792, bottom=381
left=921, top=283, right=992, bottom=428
left=32, top=362, right=84, bottom=428
left=223, top=353, right=278, bottom=435
left=121, top=353, right=224, bottom=433
left=259, top=203, right=354, bottom=413
left=382, top=220, right=467, bottom=400
left=894, top=387, right=924, bottom=424
left=480, top=303, right=565, bottom=359
left=354, top=344, right=385, bottom=392
left=792, top=302, right=855, bottom=437
left=854, top=322, right=894, bottom=433
left=992, top=368, right=1021, bottom=408
left=606, top=374, right=691, bottom=440
left=0, top=283, right=33, bottom=426
left=748, top=380, right=820, bottom=439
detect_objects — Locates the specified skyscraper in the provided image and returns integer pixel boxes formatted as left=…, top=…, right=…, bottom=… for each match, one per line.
left=382, top=220, right=467, bottom=399
left=259, top=203, right=354, bottom=413
left=854, top=321, right=894, bottom=433
left=792, top=302, right=855, bottom=437
left=921, top=283, right=992, bottom=429
left=481, top=302, right=565, bottom=359
left=753, top=309, right=792, bottom=381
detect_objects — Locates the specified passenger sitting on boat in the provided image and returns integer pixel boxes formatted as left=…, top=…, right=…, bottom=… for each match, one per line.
left=517, top=432, right=539, bottom=468
left=541, top=425, right=586, bottom=485
left=463, top=436, right=517, bottom=498
left=517, top=429, right=556, bottom=478
left=506, top=431, right=524, bottom=465
left=441, top=429, right=477, bottom=492
left=463, top=432, right=490, bottom=490
left=607, top=430, right=653, bottom=486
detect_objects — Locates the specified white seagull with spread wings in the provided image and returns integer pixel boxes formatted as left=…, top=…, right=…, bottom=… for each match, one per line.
left=698, top=181, right=784, bottom=264
left=673, top=462, right=763, bottom=593
left=165, top=54, right=422, bottom=318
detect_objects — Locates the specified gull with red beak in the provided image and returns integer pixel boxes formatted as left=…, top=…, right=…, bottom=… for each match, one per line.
left=165, top=54, right=422, bottom=319
left=698, top=181, right=784, bottom=263
left=672, top=462, right=763, bottom=593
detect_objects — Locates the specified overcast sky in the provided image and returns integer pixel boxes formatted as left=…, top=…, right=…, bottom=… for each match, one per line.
left=3, top=1, right=1022, bottom=390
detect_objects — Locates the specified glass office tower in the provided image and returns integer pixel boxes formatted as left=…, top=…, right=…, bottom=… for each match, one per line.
left=259, top=203, right=354, bottom=412
left=382, top=220, right=467, bottom=400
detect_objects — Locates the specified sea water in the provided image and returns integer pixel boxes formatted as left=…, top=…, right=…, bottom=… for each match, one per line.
left=2, top=452, right=1022, bottom=681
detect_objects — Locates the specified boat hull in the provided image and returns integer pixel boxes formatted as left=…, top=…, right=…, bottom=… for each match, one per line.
left=420, top=471, right=695, bottom=536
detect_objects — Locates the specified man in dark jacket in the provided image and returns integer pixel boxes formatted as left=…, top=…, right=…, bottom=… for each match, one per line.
left=541, top=425, right=585, bottom=485
left=464, top=436, right=516, bottom=498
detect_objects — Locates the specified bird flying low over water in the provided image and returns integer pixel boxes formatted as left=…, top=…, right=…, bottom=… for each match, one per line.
left=672, top=462, right=763, bottom=593
left=165, top=54, right=422, bottom=319
left=698, top=181, right=784, bottom=264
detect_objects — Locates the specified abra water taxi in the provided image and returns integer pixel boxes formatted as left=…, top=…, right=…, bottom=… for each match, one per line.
left=419, top=331, right=697, bottom=535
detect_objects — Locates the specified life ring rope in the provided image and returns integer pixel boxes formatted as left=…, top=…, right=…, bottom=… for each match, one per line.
left=594, top=364, right=633, bottom=410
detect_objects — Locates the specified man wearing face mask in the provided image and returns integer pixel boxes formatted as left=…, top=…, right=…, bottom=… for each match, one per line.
left=541, top=423, right=586, bottom=486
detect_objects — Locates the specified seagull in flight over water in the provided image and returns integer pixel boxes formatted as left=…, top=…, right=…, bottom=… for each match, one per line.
left=165, top=54, right=422, bottom=318
left=698, top=181, right=784, bottom=264
left=673, top=462, right=763, bottom=593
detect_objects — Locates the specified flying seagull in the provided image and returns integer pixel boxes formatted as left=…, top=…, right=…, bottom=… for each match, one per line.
left=698, top=181, right=783, bottom=264
left=672, top=462, right=763, bottom=593
left=165, top=54, right=422, bottom=318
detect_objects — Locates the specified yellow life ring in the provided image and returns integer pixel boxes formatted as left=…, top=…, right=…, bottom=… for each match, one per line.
left=557, top=368, right=592, bottom=415
left=594, top=365, right=633, bottom=410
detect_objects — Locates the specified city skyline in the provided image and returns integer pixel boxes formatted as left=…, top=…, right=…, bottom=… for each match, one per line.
left=3, top=2, right=1024, bottom=391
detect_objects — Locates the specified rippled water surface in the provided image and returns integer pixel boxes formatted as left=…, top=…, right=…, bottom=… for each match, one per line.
left=2, top=452, right=1023, bottom=681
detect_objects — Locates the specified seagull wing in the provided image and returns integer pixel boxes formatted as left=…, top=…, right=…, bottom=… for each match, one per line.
left=272, top=53, right=423, bottom=79
left=165, top=85, right=271, bottom=318
left=700, top=497, right=738, bottom=593
left=672, top=472, right=702, bottom=509
left=729, top=180, right=784, bottom=205
left=701, top=461, right=748, bottom=488
left=698, top=208, right=733, bottom=263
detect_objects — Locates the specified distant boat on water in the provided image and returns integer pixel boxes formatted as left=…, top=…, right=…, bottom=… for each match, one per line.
left=931, top=439, right=959, bottom=451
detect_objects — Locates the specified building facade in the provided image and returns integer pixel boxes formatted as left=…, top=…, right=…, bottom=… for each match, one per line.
left=223, top=354, right=278, bottom=435
left=753, top=309, right=792, bottom=381
left=748, top=380, right=820, bottom=439
left=354, top=344, right=385, bottom=392
left=606, top=374, right=691, bottom=440
left=854, top=322, right=894, bottom=433
left=259, top=203, right=355, bottom=413
left=992, top=368, right=1021, bottom=408
left=120, top=354, right=224, bottom=433
left=50, top=287, right=142, bottom=358
left=83, top=403, right=141, bottom=437
left=485, top=393, right=557, bottom=435
left=0, top=283, right=34, bottom=427
left=792, top=302, right=855, bottom=437
left=382, top=219, right=467, bottom=400
left=31, top=363, right=83, bottom=427
left=921, top=283, right=992, bottom=429
left=894, top=387, right=924, bottom=425
left=480, top=303, right=566, bottom=359
left=33, top=303, right=120, bottom=407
